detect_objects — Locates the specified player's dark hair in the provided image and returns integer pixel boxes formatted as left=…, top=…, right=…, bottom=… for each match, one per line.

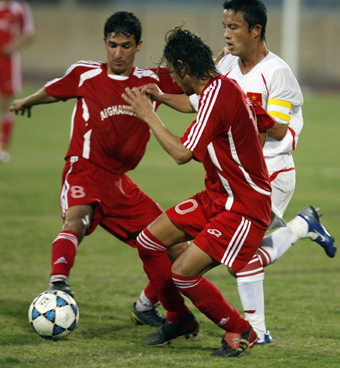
left=160, top=27, right=219, bottom=81
left=223, top=0, right=267, bottom=41
left=104, top=11, right=142, bottom=44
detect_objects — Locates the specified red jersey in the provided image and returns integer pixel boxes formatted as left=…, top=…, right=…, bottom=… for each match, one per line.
left=0, top=1, right=35, bottom=51
left=45, top=61, right=182, bottom=174
left=181, top=75, right=271, bottom=229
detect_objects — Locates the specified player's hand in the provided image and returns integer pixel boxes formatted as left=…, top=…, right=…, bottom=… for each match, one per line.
left=10, top=99, right=32, bottom=118
left=121, top=87, right=155, bottom=122
left=140, top=84, right=164, bottom=102
left=214, top=46, right=230, bottom=65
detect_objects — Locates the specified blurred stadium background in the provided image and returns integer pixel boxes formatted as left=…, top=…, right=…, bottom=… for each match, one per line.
left=23, top=0, right=340, bottom=90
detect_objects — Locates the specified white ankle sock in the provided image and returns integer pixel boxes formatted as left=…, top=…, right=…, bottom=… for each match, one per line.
left=287, top=215, right=309, bottom=239
left=135, top=290, right=154, bottom=311
left=50, top=274, right=69, bottom=284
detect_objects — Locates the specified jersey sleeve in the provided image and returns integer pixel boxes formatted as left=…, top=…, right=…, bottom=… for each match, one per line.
left=267, top=67, right=303, bottom=125
left=181, top=80, right=225, bottom=162
left=189, top=94, right=199, bottom=112
left=21, top=2, right=36, bottom=36
left=44, top=62, right=86, bottom=101
left=157, top=67, right=183, bottom=94
left=267, top=66, right=304, bottom=151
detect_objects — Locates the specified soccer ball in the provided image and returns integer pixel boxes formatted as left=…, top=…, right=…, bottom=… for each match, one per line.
left=28, top=290, right=79, bottom=340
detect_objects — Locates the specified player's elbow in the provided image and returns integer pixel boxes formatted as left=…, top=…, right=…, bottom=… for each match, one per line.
left=173, top=150, right=192, bottom=165
left=268, top=122, right=288, bottom=141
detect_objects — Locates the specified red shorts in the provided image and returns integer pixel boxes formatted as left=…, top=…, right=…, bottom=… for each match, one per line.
left=166, top=191, right=265, bottom=272
left=60, top=156, right=163, bottom=247
left=0, top=53, right=21, bottom=97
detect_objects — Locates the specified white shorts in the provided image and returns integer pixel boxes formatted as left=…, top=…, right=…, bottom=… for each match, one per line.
left=265, top=153, right=296, bottom=230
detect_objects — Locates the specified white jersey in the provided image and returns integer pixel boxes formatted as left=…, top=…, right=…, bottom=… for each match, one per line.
left=216, top=51, right=304, bottom=158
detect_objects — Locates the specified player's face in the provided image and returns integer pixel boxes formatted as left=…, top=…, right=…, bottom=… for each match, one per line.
left=222, top=9, right=260, bottom=59
left=104, top=33, right=142, bottom=76
left=166, top=60, right=195, bottom=96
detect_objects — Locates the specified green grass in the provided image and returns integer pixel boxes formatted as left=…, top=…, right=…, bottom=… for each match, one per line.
left=0, top=84, right=339, bottom=368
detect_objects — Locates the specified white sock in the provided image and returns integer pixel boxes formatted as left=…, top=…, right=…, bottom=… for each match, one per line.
left=135, top=290, right=154, bottom=311
left=237, top=280, right=266, bottom=334
left=287, top=215, right=309, bottom=239
left=259, top=216, right=308, bottom=265
left=49, top=274, right=69, bottom=284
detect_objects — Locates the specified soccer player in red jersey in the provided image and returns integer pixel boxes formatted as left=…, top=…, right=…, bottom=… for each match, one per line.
left=122, top=26, right=274, bottom=357
left=0, top=0, right=35, bottom=163
left=10, top=11, right=190, bottom=328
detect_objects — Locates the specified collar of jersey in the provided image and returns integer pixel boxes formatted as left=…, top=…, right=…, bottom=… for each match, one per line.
left=107, top=74, right=129, bottom=81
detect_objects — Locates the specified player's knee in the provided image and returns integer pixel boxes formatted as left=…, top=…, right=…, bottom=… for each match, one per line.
left=167, top=241, right=190, bottom=262
left=227, top=266, right=237, bottom=278
left=171, top=259, right=190, bottom=277
left=63, top=217, right=90, bottom=239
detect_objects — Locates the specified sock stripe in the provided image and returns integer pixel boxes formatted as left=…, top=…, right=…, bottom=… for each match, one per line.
left=172, top=276, right=202, bottom=289
left=258, top=247, right=272, bottom=266
left=236, top=267, right=264, bottom=278
left=137, top=230, right=168, bottom=252
left=53, top=232, right=79, bottom=252
left=248, top=255, right=259, bottom=264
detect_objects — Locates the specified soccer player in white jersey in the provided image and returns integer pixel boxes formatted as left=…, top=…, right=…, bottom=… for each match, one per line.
left=211, top=0, right=336, bottom=344
left=10, top=11, right=191, bottom=329
left=122, top=25, right=275, bottom=357
left=0, top=0, right=35, bottom=163
left=142, top=0, right=336, bottom=344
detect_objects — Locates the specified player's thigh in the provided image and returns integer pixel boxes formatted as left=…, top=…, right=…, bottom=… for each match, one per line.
left=147, top=212, right=192, bottom=247
left=0, top=55, right=21, bottom=97
left=194, top=211, right=265, bottom=273
left=271, top=168, right=296, bottom=216
left=172, top=242, right=218, bottom=277
left=100, top=176, right=164, bottom=244
left=60, top=158, right=109, bottom=236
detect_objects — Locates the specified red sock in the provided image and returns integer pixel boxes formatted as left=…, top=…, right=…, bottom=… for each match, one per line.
left=172, top=273, right=248, bottom=333
left=1, top=113, right=14, bottom=150
left=50, top=231, right=79, bottom=277
left=143, top=281, right=158, bottom=305
left=137, top=229, right=190, bottom=324
left=236, top=254, right=264, bottom=281
left=258, top=247, right=271, bottom=267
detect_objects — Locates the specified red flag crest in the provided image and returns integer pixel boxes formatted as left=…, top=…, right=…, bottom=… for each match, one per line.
left=247, top=92, right=263, bottom=106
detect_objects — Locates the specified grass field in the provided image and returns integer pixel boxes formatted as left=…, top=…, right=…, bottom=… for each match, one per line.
left=0, top=84, right=339, bottom=368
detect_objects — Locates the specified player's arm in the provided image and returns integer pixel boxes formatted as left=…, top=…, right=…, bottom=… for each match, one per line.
left=259, top=131, right=267, bottom=147
left=265, top=69, right=302, bottom=142
left=214, top=46, right=230, bottom=65
left=122, top=87, right=193, bottom=165
left=10, top=88, right=60, bottom=118
left=141, top=84, right=195, bottom=113
left=2, top=32, right=36, bottom=56
left=267, top=121, right=288, bottom=141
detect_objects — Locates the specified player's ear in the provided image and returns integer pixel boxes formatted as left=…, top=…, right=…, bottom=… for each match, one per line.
left=136, top=39, right=143, bottom=52
left=252, top=24, right=262, bottom=40
left=177, top=60, right=188, bottom=79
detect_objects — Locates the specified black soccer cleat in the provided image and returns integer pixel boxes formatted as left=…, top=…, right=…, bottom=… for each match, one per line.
left=144, top=312, right=199, bottom=347
left=211, top=323, right=258, bottom=358
left=48, top=281, right=74, bottom=298
left=131, top=302, right=164, bottom=328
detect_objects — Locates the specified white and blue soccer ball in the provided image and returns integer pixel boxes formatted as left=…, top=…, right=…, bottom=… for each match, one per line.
left=28, top=290, right=79, bottom=340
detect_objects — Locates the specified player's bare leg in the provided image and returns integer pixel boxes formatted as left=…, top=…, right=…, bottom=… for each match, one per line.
left=0, top=96, right=13, bottom=163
